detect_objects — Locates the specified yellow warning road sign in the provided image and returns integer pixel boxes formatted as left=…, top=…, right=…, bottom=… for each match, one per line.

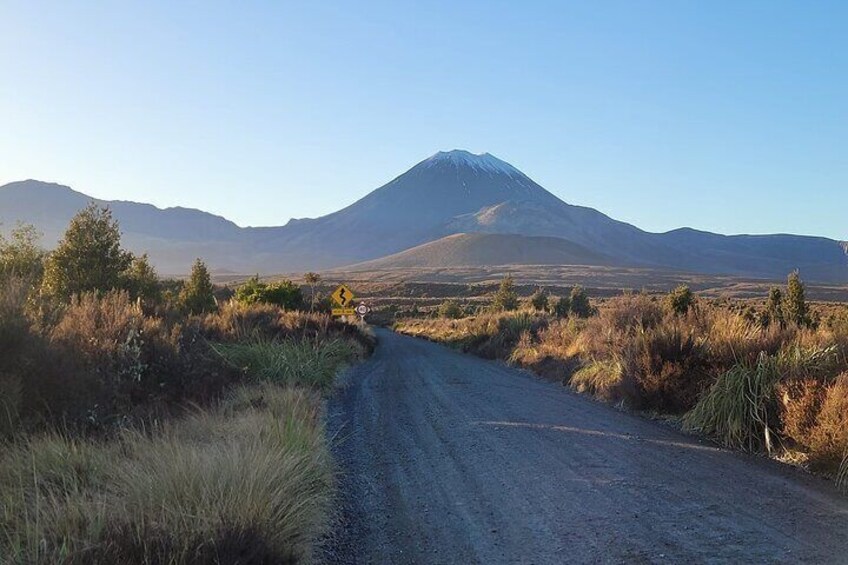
left=332, top=307, right=356, bottom=316
left=331, top=284, right=355, bottom=308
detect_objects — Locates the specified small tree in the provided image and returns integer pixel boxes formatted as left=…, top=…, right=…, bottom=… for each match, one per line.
left=666, top=284, right=694, bottom=316
left=41, top=204, right=133, bottom=301
left=553, top=296, right=571, bottom=318
left=783, top=271, right=810, bottom=328
left=124, top=253, right=160, bottom=302
left=304, top=272, right=321, bottom=312
left=180, top=258, right=216, bottom=314
left=765, top=286, right=784, bottom=327
left=529, top=287, right=549, bottom=312
left=0, top=223, right=46, bottom=283
left=569, top=286, right=592, bottom=318
left=492, top=275, right=519, bottom=312
left=438, top=299, right=463, bottom=319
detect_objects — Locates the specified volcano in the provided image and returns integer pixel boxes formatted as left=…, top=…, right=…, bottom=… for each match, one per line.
left=2, top=150, right=847, bottom=281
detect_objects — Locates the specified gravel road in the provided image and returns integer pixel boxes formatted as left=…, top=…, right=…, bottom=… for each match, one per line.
left=324, top=328, right=848, bottom=564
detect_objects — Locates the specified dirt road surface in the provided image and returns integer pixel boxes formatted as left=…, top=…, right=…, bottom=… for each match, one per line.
left=325, top=329, right=848, bottom=564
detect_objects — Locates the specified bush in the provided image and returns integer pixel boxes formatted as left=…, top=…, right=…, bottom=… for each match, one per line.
left=180, top=258, right=216, bottom=314
left=784, top=271, right=811, bottom=328
left=42, top=204, right=133, bottom=301
left=492, top=275, right=519, bottom=312
left=123, top=253, right=160, bottom=303
left=806, top=373, right=848, bottom=470
left=529, top=288, right=549, bottom=312
left=630, top=323, right=708, bottom=412
left=438, top=299, right=464, bottom=319
left=765, top=286, right=785, bottom=328
left=553, top=296, right=571, bottom=318
left=666, top=284, right=694, bottom=316
left=569, top=286, right=592, bottom=318
left=235, top=276, right=303, bottom=311
left=0, top=223, right=46, bottom=284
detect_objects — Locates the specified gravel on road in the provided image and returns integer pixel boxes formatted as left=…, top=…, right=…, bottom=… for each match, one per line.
left=324, top=328, right=848, bottom=564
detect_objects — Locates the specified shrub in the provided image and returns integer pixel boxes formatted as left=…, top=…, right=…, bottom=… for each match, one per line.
left=123, top=253, right=160, bottom=303
left=704, top=308, right=792, bottom=370
left=529, top=288, right=549, bottom=312
left=569, top=286, right=592, bottom=318
left=492, top=275, right=519, bottom=312
left=42, top=204, right=133, bottom=301
left=666, top=284, right=694, bottom=316
left=631, top=323, right=708, bottom=412
left=553, top=295, right=571, bottom=318
left=765, top=286, right=784, bottom=327
left=438, top=299, right=463, bottom=319
left=0, top=279, right=30, bottom=435
left=235, top=276, right=303, bottom=310
left=0, top=223, right=46, bottom=284
left=180, top=258, right=216, bottom=314
left=783, top=271, right=811, bottom=328
left=806, top=373, right=848, bottom=471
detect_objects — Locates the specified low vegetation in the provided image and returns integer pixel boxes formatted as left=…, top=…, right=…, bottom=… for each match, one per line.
left=0, top=207, right=369, bottom=563
left=396, top=276, right=848, bottom=486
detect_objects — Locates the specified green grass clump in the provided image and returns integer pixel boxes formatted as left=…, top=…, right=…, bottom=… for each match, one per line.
left=683, top=354, right=780, bottom=452
left=212, top=338, right=356, bottom=389
left=683, top=345, right=840, bottom=453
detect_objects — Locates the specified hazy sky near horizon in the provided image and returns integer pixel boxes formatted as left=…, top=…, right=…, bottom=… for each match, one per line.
left=2, top=1, right=846, bottom=238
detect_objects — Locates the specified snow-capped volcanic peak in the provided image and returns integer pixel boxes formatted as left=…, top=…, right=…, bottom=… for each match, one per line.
left=422, top=150, right=524, bottom=177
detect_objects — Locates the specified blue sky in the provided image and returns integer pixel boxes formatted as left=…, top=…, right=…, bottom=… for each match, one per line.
left=1, top=1, right=846, bottom=238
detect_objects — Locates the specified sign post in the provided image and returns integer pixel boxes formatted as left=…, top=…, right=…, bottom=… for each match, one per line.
left=355, top=302, right=371, bottom=321
left=331, top=284, right=356, bottom=317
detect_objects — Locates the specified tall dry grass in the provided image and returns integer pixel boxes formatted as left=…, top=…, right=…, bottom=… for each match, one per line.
left=0, top=385, right=332, bottom=564
left=395, top=292, right=848, bottom=479
left=0, top=278, right=368, bottom=563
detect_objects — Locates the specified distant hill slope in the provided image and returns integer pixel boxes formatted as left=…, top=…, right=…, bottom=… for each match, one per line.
left=346, top=233, right=614, bottom=270
left=0, top=180, right=248, bottom=274
left=2, top=150, right=847, bottom=281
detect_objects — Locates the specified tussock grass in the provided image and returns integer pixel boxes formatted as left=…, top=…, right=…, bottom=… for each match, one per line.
left=0, top=385, right=332, bottom=564
left=683, top=345, right=840, bottom=453
left=682, top=354, right=781, bottom=452
left=396, top=293, right=848, bottom=483
left=570, top=360, right=627, bottom=403
left=211, top=338, right=357, bottom=390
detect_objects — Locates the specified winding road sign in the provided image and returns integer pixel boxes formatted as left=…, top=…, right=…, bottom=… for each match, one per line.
left=331, top=284, right=355, bottom=308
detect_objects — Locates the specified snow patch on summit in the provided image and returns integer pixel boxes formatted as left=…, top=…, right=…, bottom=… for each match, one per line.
left=422, top=150, right=525, bottom=177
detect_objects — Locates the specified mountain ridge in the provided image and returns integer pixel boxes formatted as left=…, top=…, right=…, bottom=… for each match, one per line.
left=2, top=150, right=846, bottom=281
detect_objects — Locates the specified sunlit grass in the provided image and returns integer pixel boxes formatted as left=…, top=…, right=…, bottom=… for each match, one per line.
left=211, top=337, right=357, bottom=390
left=0, top=385, right=332, bottom=564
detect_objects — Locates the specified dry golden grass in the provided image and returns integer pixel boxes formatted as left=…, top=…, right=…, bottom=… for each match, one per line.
left=395, top=292, right=848, bottom=480
left=0, top=385, right=333, bottom=564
